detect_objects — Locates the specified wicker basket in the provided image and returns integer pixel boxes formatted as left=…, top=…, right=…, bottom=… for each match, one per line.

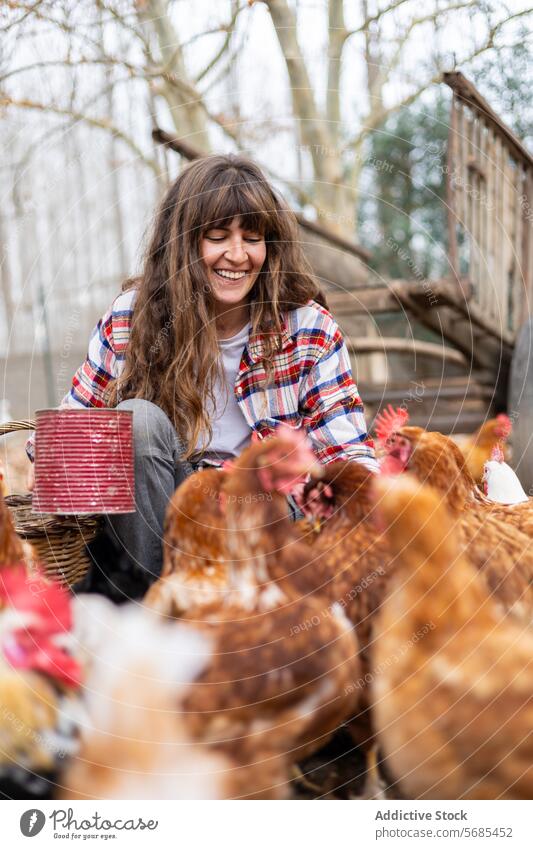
left=1, top=419, right=103, bottom=586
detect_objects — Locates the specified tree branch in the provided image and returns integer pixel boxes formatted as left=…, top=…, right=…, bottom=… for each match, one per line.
left=194, top=3, right=243, bottom=84
left=345, top=5, right=533, bottom=151
left=1, top=95, right=160, bottom=174
left=344, top=0, right=415, bottom=43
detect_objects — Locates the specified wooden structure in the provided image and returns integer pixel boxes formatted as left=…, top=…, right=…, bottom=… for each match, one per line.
left=444, top=71, right=533, bottom=337
left=329, top=72, right=533, bottom=437
left=153, top=74, right=533, bottom=459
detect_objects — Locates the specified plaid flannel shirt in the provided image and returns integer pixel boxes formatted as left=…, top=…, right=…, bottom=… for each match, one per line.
left=27, top=288, right=377, bottom=471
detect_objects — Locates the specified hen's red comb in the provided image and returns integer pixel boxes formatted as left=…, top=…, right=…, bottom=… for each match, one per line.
left=374, top=405, right=409, bottom=442
left=490, top=443, right=505, bottom=463
left=495, top=414, right=512, bottom=440
left=0, top=566, right=72, bottom=632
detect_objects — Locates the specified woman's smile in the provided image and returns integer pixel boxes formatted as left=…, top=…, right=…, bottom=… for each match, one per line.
left=201, top=216, right=266, bottom=310
left=213, top=268, right=250, bottom=282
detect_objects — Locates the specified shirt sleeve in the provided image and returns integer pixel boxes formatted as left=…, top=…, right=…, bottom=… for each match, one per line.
left=299, top=324, right=378, bottom=472
left=25, top=305, right=119, bottom=462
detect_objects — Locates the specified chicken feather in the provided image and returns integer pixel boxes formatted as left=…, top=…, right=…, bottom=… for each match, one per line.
left=373, top=474, right=533, bottom=800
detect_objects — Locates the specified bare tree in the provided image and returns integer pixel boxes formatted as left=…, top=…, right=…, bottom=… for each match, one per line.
left=1, top=0, right=531, bottom=241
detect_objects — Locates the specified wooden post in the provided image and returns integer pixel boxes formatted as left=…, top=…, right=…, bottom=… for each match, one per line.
left=447, top=96, right=460, bottom=279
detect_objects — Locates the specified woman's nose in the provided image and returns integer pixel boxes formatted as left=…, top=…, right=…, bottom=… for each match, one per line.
left=224, top=238, right=248, bottom=264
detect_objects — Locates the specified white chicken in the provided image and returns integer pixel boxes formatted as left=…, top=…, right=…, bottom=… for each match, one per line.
left=482, top=445, right=529, bottom=505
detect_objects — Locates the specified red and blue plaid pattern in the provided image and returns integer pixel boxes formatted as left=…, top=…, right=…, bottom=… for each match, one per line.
left=27, top=288, right=377, bottom=470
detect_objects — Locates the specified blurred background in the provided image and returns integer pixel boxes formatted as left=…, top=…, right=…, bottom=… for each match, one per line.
left=1, top=0, right=532, bottom=487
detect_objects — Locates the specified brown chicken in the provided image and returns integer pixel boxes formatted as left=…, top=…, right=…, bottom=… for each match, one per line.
left=145, top=427, right=362, bottom=792
left=388, top=415, right=533, bottom=538
left=144, top=466, right=232, bottom=614
left=372, top=474, right=533, bottom=799
left=290, top=462, right=396, bottom=756
left=62, top=601, right=279, bottom=800
left=455, top=413, right=512, bottom=484
left=376, top=409, right=533, bottom=622
left=218, top=452, right=399, bottom=796
left=145, top=424, right=328, bottom=615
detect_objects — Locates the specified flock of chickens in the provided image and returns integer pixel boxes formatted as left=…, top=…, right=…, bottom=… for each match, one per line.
left=0, top=409, right=532, bottom=800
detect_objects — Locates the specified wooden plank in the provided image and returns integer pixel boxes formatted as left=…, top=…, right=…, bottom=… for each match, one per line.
left=360, top=372, right=494, bottom=392
left=443, top=72, right=533, bottom=171
left=495, top=136, right=505, bottom=322
left=361, top=382, right=493, bottom=405
left=514, top=166, right=525, bottom=326
left=402, top=410, right=494, bottom=435
left=367, top=406, right=497, bottom=434
left=499, top=145, right=514, bottom=333
left=519, top=169, right=533, bottom=325
left=501, top=144, right=511, bottom=330
left=486, top=125, right=497, bottom=316
left=462, top=104, right=473, bottom=301
left=475, top=116, right=484, bottom=314
left=326, top=287, right=404, bottom=315
left=392, top=288, right=511, bottom=370
left=447, top=97, right=460, bottom=277
left=506, top=154, right=519, bottom=334
left=479, top=121, right=490, bottom=317
left=390, top=279, right=514, bottom=347
left=344, top=336, right=467, bottom=366
left=469, top=111, right=480, bottom=304
left=326, top=278, right=473, bottom=316
left=392, top=289, right=480, bottom=364
left=456, top=101, right=465, bottom=230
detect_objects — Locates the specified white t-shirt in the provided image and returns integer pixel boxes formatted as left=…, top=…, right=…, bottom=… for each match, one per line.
left=194, top=323, right=252, bottom=464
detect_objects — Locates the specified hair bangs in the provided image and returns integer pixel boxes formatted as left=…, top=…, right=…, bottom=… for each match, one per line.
left=200, top=172, right=277, bottom=236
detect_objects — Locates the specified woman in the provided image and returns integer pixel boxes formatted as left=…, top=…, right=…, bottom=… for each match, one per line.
left=28, top=154, right=377, bottom=583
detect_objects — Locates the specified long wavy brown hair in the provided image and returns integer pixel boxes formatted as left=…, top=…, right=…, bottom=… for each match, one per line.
left=110, top=154, right=326, bottom=458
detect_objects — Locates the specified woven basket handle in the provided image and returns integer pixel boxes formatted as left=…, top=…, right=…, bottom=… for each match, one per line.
left=0, top=419, right=36, bottom=436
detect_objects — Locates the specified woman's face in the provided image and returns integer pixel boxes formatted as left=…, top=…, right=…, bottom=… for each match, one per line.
left=200, top=216, right=266, bottom=311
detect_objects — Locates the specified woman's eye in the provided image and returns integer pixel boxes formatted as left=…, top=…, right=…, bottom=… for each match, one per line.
left=204, top=230, right=263, bottom=243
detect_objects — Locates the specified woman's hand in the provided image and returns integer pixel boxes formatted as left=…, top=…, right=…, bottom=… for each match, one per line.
left=27, top=462, right=35, bottom=492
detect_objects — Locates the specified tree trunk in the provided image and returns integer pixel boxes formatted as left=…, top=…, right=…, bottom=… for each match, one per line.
left=136, top=0, right=211, bottom=153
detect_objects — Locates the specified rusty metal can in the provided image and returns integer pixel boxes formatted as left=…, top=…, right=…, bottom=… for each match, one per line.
left=32, top=408, right=135, bottom=515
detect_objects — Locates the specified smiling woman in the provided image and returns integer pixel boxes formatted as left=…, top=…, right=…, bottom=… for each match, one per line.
left=201, top=218, right=267, bottom=333
left=26, top=154, right=377, bottom=584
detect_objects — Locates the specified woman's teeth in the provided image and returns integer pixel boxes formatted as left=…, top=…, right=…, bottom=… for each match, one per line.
left=214, top=269, right=247, bottom=280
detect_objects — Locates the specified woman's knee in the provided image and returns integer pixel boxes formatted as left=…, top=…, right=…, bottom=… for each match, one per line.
left=116, top=399, right=175, bottom=456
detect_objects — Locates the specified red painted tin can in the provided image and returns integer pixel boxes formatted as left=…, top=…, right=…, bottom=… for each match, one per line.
left=32, top=408, right=135, bottom=515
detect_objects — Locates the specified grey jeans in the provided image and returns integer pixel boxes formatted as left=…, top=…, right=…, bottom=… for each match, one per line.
left=105, top=398, right=194, bottom=579
left=104, top=398, right=302, bottom=583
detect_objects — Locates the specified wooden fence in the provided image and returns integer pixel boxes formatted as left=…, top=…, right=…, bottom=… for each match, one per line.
left=444, top=71, right=533, bottom=339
